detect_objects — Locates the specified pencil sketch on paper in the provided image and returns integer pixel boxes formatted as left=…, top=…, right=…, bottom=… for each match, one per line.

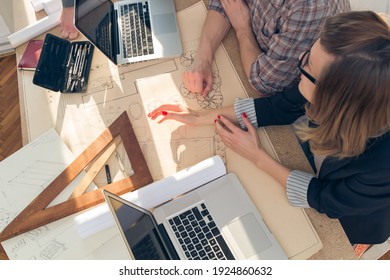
left=0, top=208, right=16, bottom=231
left=179, top=50, right=224, bottom=110
left=6, top=160, right=65, bottom=192
left=135, top=59, right=229, bottom=178
left=24, top=226, right=50, bottom=242
left=40, top=240, right=67, bottom=260
left=0, top=160, right=66, bottom=222
left=0, top=130, right=73, bottom=235
left=9, top=238, right=26, bottom=255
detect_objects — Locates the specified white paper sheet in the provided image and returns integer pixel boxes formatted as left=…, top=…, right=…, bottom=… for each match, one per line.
left=8, top=10, right=61, bottom=48
left=0, top=129, right=122, bottom=260
left=0, top=129, right=75, bottom=233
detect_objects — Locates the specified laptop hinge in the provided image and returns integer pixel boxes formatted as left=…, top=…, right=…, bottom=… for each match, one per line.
left=158, top=224, right=180, bottom=260
left=113, top=8, right=120, bottom=64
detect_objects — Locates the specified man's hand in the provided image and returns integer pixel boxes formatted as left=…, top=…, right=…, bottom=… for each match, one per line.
left=60, top=7, right=79, bottom=40
left=183, top=56, right=214, bottom=97
left=221, top=0, right=251, bottom=33
left=182, top=10, right=232, bottom=97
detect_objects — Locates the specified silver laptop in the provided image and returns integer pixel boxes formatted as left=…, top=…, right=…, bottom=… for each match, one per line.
left=74, top=0, right=182, bottom=65
left=103, top=173, right=287, bottom=260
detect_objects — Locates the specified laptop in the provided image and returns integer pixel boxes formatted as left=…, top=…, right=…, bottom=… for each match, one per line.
left=103, top=173, right=288, bottom=260
left=74, top=0, right=182, bottom=65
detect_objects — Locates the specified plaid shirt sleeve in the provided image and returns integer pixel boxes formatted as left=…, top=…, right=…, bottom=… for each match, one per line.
left=251, top=3, right=331, bottom=94
left=208, top=0, right=226, bottom=17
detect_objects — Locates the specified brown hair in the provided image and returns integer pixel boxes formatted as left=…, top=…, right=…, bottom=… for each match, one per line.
left=295, top=11, right=390, bottom=158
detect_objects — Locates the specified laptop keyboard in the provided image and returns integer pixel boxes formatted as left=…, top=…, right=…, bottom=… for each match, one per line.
left=119, top=1, right=154, bottom=58
left=96, top=13, right=112, bottom=56
left=169, top=203, right=235, bottom=260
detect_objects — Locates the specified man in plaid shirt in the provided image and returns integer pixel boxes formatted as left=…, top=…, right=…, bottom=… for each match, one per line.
left=183, top=0, right=350, bottom=97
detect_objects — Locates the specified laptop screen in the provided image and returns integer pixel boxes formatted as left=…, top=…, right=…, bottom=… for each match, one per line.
left=74, top=0, right=117, bottom=64
left=106, top=194, right=170, bottom=260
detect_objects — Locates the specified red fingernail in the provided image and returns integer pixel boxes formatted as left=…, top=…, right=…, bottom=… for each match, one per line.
left=217, top=115, right=221, bottom=119
left=214, top=119, right=217, bottom=123
left=162, top=111, right=168, bottom=116
left=242, top=112, right=247, bottom=118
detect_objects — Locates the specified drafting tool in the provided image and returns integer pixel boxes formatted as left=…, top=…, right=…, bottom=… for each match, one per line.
left=0, top=112, right=153, bottom=242
left=105, top=165, right=112, bottom=184
left=115, top=151, right=132, bottom=177
left=68, top=136, right=122, bottom=199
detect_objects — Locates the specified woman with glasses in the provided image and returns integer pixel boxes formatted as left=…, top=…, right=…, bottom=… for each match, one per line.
left=148, top=11, right=390, bottom=245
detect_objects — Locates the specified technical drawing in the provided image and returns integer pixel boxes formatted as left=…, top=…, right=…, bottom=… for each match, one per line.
left=0, top=208, right=16, bottom=231
left=40, top=240, right=67, bottom=260
left=179, top=50, right=224, bottom=109
left=9, top=238, right=26, bottom=255
left=2, top=160, right=66, bottom=215
left=24, top=226, right=49, bottom=241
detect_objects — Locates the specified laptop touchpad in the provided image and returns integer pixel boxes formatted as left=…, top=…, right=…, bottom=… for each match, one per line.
left=153, top=14, right=178, bottom=35
left=227, top=213, right=272, bottom=258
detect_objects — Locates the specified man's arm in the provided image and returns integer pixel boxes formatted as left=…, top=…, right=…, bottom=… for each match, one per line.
left=183, top=10, right=230, bottom=96
left=60, top=0, right=79, bottom=40
left=196, top=10, right=231, bottom=68
left=235, top=29, right=260, bottom=84
left=220, top=0, right=260, bottom=91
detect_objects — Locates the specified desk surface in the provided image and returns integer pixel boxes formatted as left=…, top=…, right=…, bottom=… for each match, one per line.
left=7, top=0, right=356, bottom=260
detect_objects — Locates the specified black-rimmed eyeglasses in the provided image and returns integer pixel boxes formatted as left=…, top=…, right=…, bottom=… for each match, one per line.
left=297, top=50, right=317, bottom=85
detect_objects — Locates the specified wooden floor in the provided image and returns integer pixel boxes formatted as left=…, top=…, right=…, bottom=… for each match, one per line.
left=0, top=54, right=23, bottom=260
left=0, top=54, right=22, bottom=260
left=0, top=54, right=389, bottom=260
left=0, top=55, right=23, bottom=161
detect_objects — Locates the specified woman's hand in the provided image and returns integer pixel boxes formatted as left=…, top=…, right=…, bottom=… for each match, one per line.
left=215, top=113, right=263, bottom=164
left=216, top=113, right=292, bottom=188
left=148, top=104, right=236, bottom=127
left=147, top=104, right=201, bottom=126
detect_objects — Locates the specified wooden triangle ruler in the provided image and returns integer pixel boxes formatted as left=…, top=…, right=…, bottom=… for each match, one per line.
left=0, top=112, right=153, bottom=242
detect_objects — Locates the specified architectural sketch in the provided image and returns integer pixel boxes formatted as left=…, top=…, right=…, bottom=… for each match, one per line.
left=0, top=160, right=66, bottom=229
left=0, top=130, right=75, bottom=233
left=24, top=226, right=49, bottom=241
left=136, top=70, right=227, bottom=177
left=0, top=208, right=16, bottom=231
left=40, top=240, right=67, bottom=260
left=6, top=160, right=65, bottom=192
left=179, top=50, right=224, bottom=110
left=9, top=239, right=26, bottom=255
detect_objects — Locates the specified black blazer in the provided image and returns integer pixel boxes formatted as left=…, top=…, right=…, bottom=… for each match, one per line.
left=253, top=84, right=390, bottom=244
